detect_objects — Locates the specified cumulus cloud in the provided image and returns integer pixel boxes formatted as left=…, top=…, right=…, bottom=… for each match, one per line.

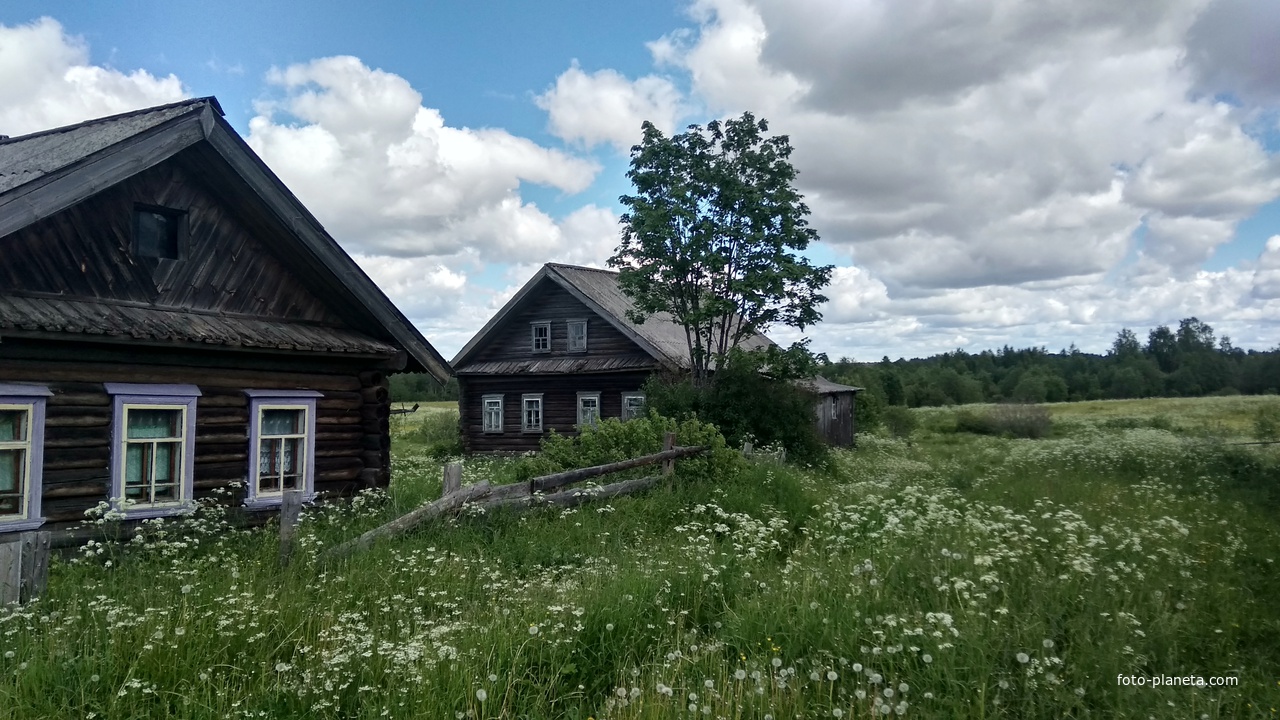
left=0, top=17, right=185, bottom=136
left=536, top=63, right=684, bottom=151
left=620, top=0, right=1280, bottom=356
left=246, top=56, right=600, bottom=262
left=1185, top=0, right=1280, bottom=105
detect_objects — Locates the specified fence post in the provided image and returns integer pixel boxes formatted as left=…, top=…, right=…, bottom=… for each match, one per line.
left=0, top=532, right=51, bottom=604
left=443, top=462, right=462, bottom=496
left=662, top=432, right=676, bottom=476
left=0, top=536, right=20, bottom=605
left=741, top=441, right=753, bottom=458
left=279, top=490, right=304, bottom=567
left=20, top=531, right=51, bottom=603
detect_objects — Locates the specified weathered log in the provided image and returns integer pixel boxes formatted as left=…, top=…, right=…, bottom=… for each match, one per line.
left=279, top=489, right=304, bottom=567
left=357, top=468, right=380, bottom=487
left=315, top=467, right=361, bottom=482
left=316, top=415, right=362, bottom=426
left=323, top=480, right=492, bottom=561
left=529, top=445, right=708, bottom=493
left=360, top=386, right=389, bottom=404
left=358, top=371, right=386, bottom=388
left=360, top=403, right=389, bottom=422
left=488, top=474, right=663, bottom=513
left=46, top=393, right=109, bottom=407
left=443, top=462, right=462, bottom=495
left=44, top=414, right=109, bottom=428
left=42, top=481, right=110, bottom=499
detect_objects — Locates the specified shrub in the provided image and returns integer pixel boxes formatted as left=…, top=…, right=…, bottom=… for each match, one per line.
left=416, top=410, right=462, bottom=458
left=1255, top=405, right=1280, bottom=441
left=534, top=413, right=744, bottom=485
left=881, top=405, right=918, bottom=439
left=644, top=345, right=830, bottom=466
left=954, top=403, right=1053, bottom=439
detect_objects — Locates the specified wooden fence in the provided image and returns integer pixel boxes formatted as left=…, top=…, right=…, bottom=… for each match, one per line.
left=324, top=432, right=706, bottom=561
left=0, top=531, right=51, bottom=606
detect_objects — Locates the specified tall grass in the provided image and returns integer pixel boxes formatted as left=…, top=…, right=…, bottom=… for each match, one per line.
left=1, top=398, right=1278, bottom=718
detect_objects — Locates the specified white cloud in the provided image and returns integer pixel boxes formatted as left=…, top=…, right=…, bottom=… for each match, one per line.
left=0, top=17, right=185, bottom=136
left=246, top=56, right=601, bottom=262
left=536, top=63, right=684, bottom=151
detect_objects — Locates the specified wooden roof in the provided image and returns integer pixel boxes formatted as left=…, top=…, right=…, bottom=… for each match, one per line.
left=452, top=262, right=774, bottom=372
left=0, top=98, right=450, bottom=381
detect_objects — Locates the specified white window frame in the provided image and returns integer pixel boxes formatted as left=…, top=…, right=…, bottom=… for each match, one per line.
left=531, top=322, right=551, bottom=353
left=522, top=394, right=544, bottom=433
left=245, top=390, right=321, bottom=509
left=0, top=384, right=51, bottom=532
left=106, top=383, right=200, bottom=519
left=830, top=397, right=839, bottom=420
left=577, top=392, right=601, bottom=427
left=482, top=394, right=504, bottom=433
left=621, top=392, right=647, bottom=421
left=567, top=319, right=588, bottom=353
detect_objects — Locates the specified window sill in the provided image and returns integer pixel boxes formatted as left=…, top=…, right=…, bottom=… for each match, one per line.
left=244, top=493, right=316, bottom=510
left=0, top=517, right=46, bottom=534
left=112, top=502, right=196, bottom=520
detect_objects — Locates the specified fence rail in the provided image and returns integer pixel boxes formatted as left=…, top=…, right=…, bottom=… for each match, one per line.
left=324, top=432, right=705, bottom=561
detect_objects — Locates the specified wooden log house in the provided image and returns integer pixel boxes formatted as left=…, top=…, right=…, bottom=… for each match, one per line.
left=0, top=98, right=451, bottom=544
left=451, top=263, right=776, bottom=453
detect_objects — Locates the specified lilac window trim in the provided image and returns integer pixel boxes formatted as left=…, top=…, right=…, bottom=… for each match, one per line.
left=0, top=384, right=52, bottom=533
left=105, top=383, right=201, bottom=519
left=244, top=390, right=322, bottom=509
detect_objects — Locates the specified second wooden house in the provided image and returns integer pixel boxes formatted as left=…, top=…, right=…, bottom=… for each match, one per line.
left=450, top=263, right=772, bottom=453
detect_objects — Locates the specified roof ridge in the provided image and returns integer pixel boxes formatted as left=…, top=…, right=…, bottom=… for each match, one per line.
left=0, top=96, right=221, bottom=146
left=546, top=262, right=619, bottom=275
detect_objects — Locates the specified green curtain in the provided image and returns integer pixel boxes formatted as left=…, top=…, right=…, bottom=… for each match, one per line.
left=127, top=409, right=179, bottom=439
left=0, top=410, right=25, bottom=442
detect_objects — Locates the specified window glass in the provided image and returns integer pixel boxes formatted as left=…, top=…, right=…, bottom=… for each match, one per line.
left=483, top=397, right=503, bottom=432
left=127, top=408, right=181, bottom=439
left=523, top=397, right=543, bottom=431
left=532, top=323, right=551, bottom=352
left=135, top=209, right=180, bottom=259
left=622, top=394, right=646, bottom=421
left=123, top=408, right=183, bottom=504
left=258, top=409, right=305, bottom=495
left=568, top=321, right=587, bottom=352
left=0, top=448, right=23, bottom=515
left=579, top=395, right=600, bottom=426
left=0, top=410, right=26, bottom=442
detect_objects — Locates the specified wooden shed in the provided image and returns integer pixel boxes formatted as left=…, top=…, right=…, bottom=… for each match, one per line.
left=0, top=98, right=450, bottom=544
left=451, top=263, right=772, bottom=454
left=804, top=376, right=862, bottom=447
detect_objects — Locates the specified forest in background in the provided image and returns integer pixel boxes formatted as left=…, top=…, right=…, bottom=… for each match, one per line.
left=391, top=316, right=1279, bottom=411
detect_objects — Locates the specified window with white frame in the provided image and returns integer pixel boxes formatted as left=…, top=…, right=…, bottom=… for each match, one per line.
left=482, top=394, right=504, bottom=433
left=245, top=390, right=320, bottom=508
left=577, top=392, right=600, bottom=427
left=0, top=384, right=50, bottom=532
left=531, top=322, right=551, bottom=353
left=106, top=384, right=200, bottom=518
left=522, top=394, right=543, bottom=432
left=621, top=392, right=646, bottom=421
left=567, top=320, right=587, bottom=352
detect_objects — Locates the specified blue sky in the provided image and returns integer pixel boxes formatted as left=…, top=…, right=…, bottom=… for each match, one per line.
left=2, top=0, right=1279, bottom=360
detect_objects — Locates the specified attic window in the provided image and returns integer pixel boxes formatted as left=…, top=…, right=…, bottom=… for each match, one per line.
left=531, top=322, right=551, bottom=353
left=133, top=205, right=186, bottom=260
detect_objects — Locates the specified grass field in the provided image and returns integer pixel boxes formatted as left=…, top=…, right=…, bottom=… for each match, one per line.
left=2, top=396, right=1278, bottom=718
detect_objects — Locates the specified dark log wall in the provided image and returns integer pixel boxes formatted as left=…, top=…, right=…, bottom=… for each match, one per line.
left=459, top=372, right=650, bottom=453
left=0, top=353, right=391, bottom=542
left=472, top=283, right=652, bottom=364
left=0, top=156, right=348, bottom=327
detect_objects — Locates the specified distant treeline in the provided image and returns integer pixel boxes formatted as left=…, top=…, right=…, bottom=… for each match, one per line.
left=390, top=317, right=1278, bottom=410
left=389, top=374, right=459, bottom=402
left=825, top=317, right=1280, bottom=416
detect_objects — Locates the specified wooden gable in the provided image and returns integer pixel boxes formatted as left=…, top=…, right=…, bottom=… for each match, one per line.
left=0, top=154, right=349, bottom=326
left=463, top=279, right=657, bottom=372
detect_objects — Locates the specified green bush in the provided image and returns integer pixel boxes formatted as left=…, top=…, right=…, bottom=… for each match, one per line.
left=954, top=403, right=1053, bottom=439
left=532, top=413, right=744, bottom=485
left=644, top=345, right=829, bottom=466
left=415, top=410, right=462, bottom=458
left=881, top=405, right=918, bottom=439
left=1255, top=405, right=1280, bottom=441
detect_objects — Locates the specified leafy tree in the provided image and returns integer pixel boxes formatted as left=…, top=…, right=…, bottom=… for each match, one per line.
left=1146, top=325, right=1180, bottom=373
left=1110, top=328, right=1142, bottom=359
left=612, top=112, right=833, bottom=385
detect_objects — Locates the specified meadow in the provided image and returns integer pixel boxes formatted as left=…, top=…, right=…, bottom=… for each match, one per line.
left=2, top=396, right=1279, bottom=718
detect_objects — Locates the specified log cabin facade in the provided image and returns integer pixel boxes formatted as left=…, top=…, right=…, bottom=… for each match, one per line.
left=451, top=263, right=774, bottom=453
left=0, top=98, right=451, bottom=543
